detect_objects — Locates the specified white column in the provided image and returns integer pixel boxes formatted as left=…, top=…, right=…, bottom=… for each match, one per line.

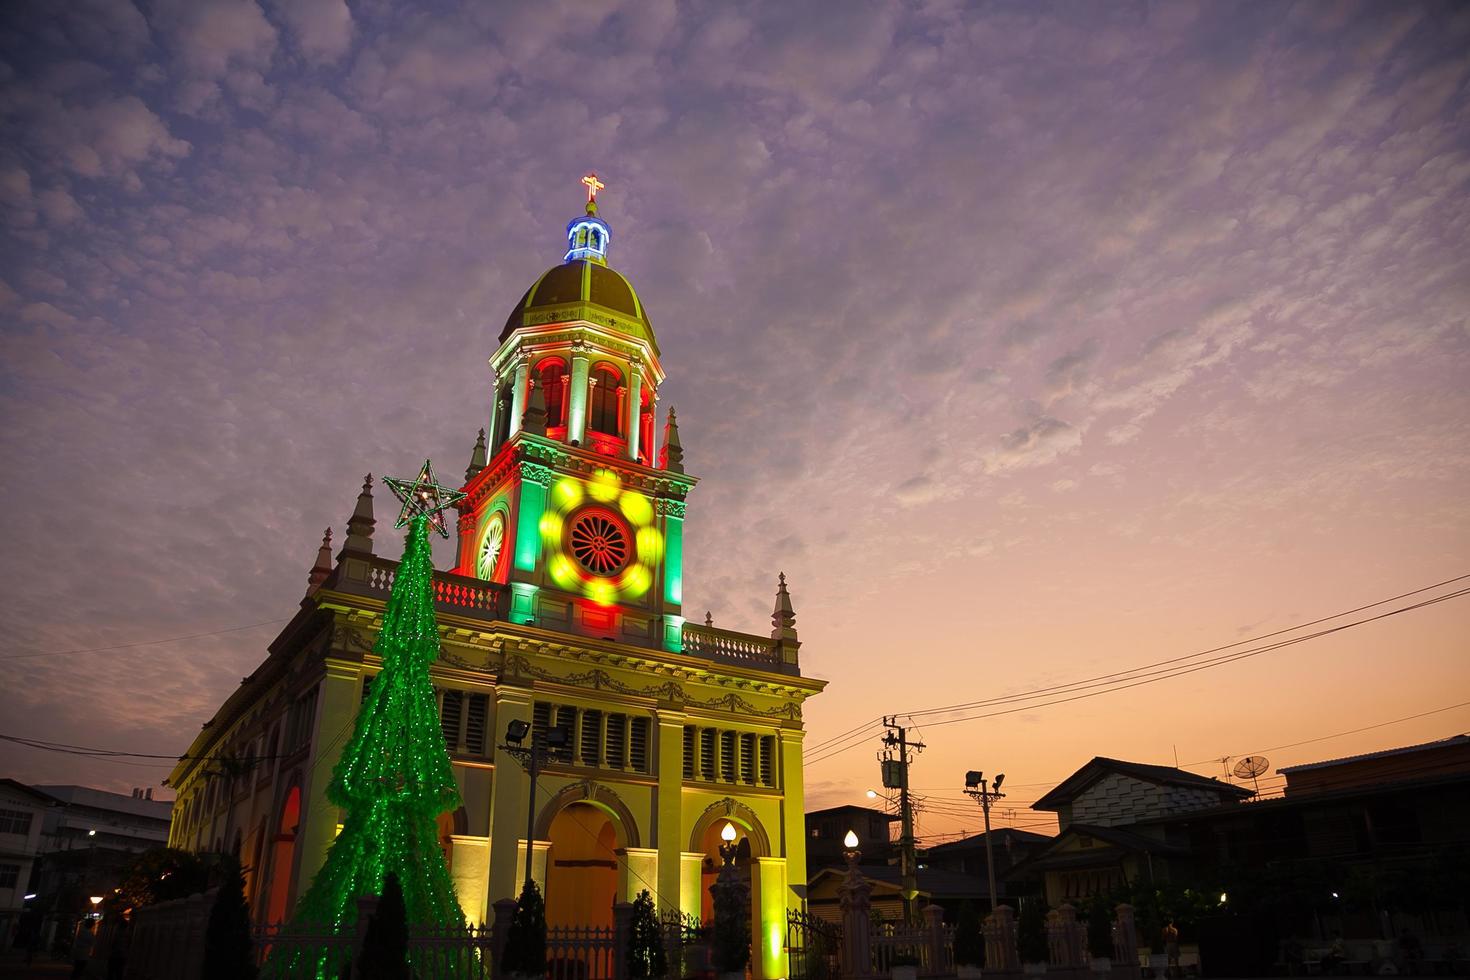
left=507, top=358, right=530, bottom=438
left=568, top=353, right=590, bottom=445
left=625, top=363, right=643, bottom=462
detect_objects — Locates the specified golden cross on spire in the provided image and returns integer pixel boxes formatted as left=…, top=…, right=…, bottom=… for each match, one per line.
left=581, top=172, right=605, bottom=206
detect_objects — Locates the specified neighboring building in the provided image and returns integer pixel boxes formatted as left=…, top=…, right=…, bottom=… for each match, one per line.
left=805, top=805, right=897, bottom=867
left=1278, top=733, right=1470, bottom=796
left=0, top=779, right=53, bottom=947
left=1017, top=757, right=1251, bottom=905
left=32, top=785, right=171, bottom=854
left=923, top=828, right=1052, bottom=910
left=166, top=181, right=825, bottom=980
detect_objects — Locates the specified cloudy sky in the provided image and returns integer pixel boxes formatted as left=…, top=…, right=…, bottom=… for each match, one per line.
left=2, top=0, right=1467, bottom=839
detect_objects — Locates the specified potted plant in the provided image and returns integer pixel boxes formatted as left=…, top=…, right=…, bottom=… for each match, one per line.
left=627, top=890, right=667, bottom=980
left=890, top=950, right=922, bottom=980
left=502, top=879, right=548, bottom=980
left=953, top=902, right=984, bottom=979
left=1018, top=901, right=1049, bottom=975
left=1086, top=895, right=1113, bottom=973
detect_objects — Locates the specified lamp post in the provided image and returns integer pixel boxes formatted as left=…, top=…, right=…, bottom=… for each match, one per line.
left=499, top=718, right=571, bottom=893
left=963, top=770, right=1005, bottom=912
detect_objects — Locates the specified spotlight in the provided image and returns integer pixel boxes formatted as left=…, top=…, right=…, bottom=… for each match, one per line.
left=546, top=725, right=570, bottom=750
left=965, top=771, right=983, bottom=788
left=993, top=773, right=1005, bottom=791
left=505, top=720, right=530, bottom=745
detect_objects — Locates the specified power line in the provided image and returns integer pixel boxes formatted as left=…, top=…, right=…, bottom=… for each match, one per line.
left=0, top=618, right=289, bottom=662
left=1182, top=701, right=1470, bottom=768
left=904, top=574, right=1470, bottom=722
left=806, top=582, right=1469, bottom=765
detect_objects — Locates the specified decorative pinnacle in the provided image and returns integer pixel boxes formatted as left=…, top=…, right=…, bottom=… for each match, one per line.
left=465, top=428, right=488, bottom=482
left=705, top=611, right=713, bottom=627
left=340, top=474, right=376, bottom=558
left=772, top=571, right=797, bottom=640
left=582, top=172, right=605, bottom=215
left=307, top=527, right=334, bottom=593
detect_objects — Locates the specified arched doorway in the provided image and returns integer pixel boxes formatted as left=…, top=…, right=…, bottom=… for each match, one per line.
left=263, top=785, right=301, bottom=926
left=544, top=803, right=621, bottom=931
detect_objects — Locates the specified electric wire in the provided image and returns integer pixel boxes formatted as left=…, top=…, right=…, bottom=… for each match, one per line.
left=804, top=584, right=1470, bottom=766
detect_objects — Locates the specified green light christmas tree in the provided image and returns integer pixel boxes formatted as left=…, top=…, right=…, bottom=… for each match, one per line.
left=266, top=461, right=468, bottom=979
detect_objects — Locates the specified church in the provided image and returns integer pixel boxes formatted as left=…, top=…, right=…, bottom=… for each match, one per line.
left=166, top=177, right=826, bottom=980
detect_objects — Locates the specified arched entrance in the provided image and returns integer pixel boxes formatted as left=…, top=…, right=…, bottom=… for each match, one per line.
left=263, top=785, right=300, bottom=926
left=545, top=803, right=620, bottom=931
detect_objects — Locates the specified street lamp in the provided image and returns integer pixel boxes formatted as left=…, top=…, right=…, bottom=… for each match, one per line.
left=963, top=768, right=1006, bottom=913
left=499, top=719, right=571, bottom=893
left=719, top=822, right=739, bottom=866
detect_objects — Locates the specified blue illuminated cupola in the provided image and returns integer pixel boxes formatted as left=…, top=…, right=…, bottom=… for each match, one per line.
left=564, top=172, right=611, bottom=265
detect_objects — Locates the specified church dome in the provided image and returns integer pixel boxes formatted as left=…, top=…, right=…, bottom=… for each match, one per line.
left=499, top=259, right=658, bottom=354
left=500, top=175, right=658, bottom=354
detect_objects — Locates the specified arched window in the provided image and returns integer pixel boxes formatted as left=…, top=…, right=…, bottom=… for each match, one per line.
left=536, top=360, right=567, bottom=428
left=493, top=382, right=513, bottom=446
left=588, top=365, right=623, bottom=437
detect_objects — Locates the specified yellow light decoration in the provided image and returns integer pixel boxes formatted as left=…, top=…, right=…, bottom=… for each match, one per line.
left=635, top=526, right=663, bottom=563
left=552, top=478, right=583, bottom=510
left=589, top=469, right=620, bottom=502
left=538, top=470, right=666, bottom=606
left=549, top=555, right=580, bottom=590
left=618, top=490, right=653, bottom=525
left=621, top=564, right=651, bottom=598
left=538, top=511, right=564, bottom=547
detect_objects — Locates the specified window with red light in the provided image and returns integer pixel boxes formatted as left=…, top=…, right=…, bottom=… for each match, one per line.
left=536, top=359, right=567, bottom=428
left=588, top=364, right=622, bottom=436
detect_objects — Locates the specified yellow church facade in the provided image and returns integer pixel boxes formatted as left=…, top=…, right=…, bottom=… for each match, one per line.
left=166, top=180, right=824, bottom=980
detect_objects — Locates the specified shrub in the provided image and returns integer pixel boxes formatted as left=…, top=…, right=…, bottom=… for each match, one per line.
left=1085, top=894, right=1113, bottom=959
left=503, top=880, right=548, bottom=978
left=201, top=857, right=256, bottom=980
left=627, top=890, right=667, bottom=980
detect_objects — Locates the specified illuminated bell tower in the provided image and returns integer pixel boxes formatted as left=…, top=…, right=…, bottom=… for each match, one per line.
left=454, top=175, right=694, bottom=652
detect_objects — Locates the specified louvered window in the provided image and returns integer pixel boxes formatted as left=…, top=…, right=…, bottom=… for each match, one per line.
left=699, top=729, right=717, bottom=781
left=629, top=717, right=650, bottom=772
left=532, top=701, right=553, bottom=741
left=606, top=714, right=627, bottom=769
left=466, top=694, right=488, bottom=755
left=720, top=731, right=736, bottom=782
left=759, top=736, right=775, bottom=787
left=740, top=733, right=757, bottom=784
left=683, top=727, right=696, bottom=779
left=581, top=710, right=603, bottom=766
left=553, top=705, right=578, bottom=762
left=440, top=690, right=464, bottom=750
left=360, top=675, right=374, bottom=705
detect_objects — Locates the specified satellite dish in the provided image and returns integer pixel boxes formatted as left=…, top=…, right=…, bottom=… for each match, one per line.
left=1233, top=755, right=1270, bottom=794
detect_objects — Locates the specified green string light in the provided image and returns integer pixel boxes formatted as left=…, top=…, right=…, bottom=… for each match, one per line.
left=265, top=509, right=466, bottom=978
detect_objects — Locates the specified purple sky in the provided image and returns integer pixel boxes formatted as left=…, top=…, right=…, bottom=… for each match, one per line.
left=2, top=1, right=1468, bottom=838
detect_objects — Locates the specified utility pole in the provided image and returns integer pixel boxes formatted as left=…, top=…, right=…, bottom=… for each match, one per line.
left=963, top=770, right=1005, bottom=913
left=881, top=716, right=924, bottom=923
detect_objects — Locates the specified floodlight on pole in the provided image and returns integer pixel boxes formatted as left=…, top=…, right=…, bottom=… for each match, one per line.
left=963, top=767, right=1006, bottom=913
left=505, top=720, right=530, bottom=745
left=89, top=896, right=103, bottom=906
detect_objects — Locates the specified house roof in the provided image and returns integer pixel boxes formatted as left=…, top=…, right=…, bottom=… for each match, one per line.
left=1006, top=823, right=1188, bottom=876
left=0, top=778, right=60, bottom=805
left=925, top=828, right=1054, bottom=855
left=1277, top=734, right=1470, bottom=773
left=1033, top=756, right=1252, bottom=811
left=806, top=804, right=899, bottom=823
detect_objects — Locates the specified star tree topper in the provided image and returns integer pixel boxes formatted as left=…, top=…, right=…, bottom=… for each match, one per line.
left=382, top=459, right=465, bottom=538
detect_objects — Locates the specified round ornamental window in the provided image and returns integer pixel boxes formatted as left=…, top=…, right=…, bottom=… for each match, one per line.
left=569, top=510, right=630, bottom=575
left=478, top=513, right=505, bottom=580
